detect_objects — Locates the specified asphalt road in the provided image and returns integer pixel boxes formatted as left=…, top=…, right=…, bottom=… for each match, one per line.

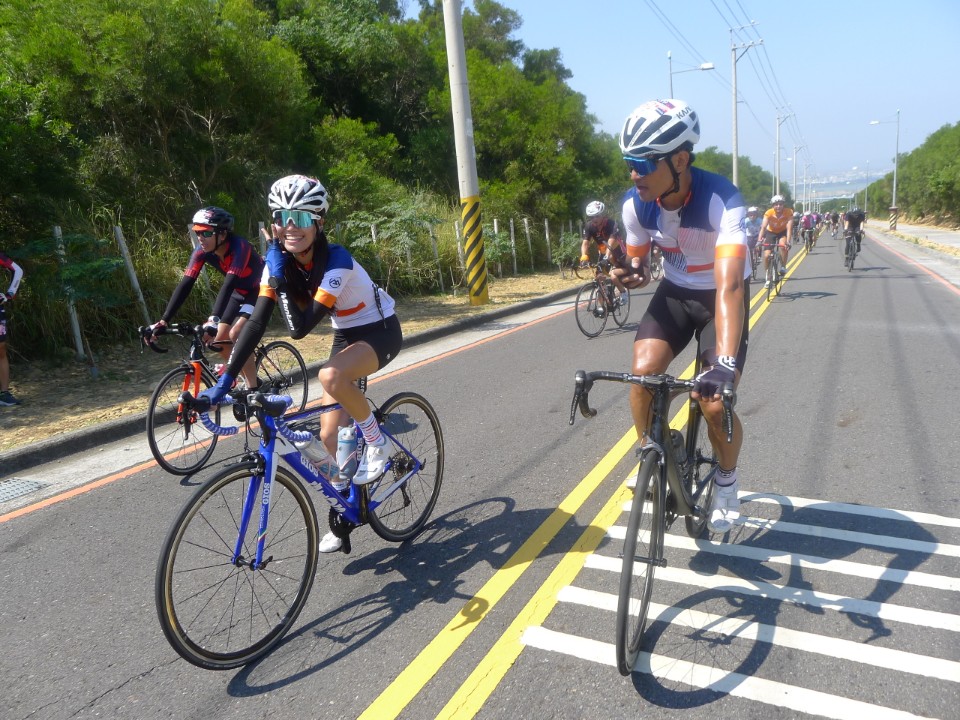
left=1, top=226, right=958, bottom=720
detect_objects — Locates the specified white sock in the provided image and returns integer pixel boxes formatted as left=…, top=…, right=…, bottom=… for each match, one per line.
left=716, top=466, right=738, bottom=487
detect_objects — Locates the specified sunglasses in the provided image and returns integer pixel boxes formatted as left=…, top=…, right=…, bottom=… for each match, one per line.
left=193, top=227, right=218, bottom=238
left=624, top=156, right=663, bottom=176
left=272, top=209, right=315, bottom=228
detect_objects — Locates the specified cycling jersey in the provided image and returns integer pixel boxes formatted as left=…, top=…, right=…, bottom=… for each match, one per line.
left=267, top=244, right=396, bottom=331
left=845, top=210, right=866, bottom=230
left=744, top=217, right=762, bottom=238
left=162, top=234, right=264, bottom=323
left=0, top=252, right=23, bottom=297
left=620, top=166, right=749, bottom=290
left=763, top=207, right=794, bottom=234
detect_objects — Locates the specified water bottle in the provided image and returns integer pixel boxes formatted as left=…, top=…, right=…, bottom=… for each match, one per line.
left=296, top=437, right=346, bottom=492
left=336, top=425, right=359, bottom=486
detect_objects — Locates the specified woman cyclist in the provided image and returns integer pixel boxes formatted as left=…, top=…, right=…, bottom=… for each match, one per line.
left=147, top=207, right=262, bottom=388
left=199, top=175, right=403, bottom=554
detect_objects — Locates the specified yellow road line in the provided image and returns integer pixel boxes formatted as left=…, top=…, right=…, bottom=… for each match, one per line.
left=361, top=248, right=807, bottom=718
left=358, top=426, right=638, bottom=720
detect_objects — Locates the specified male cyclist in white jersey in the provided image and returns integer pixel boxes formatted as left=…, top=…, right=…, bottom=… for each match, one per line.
left=618, top=99, right=750, bottom=533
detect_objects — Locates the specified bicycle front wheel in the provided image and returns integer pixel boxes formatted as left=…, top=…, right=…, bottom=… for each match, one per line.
left=611, top=284, right=631, bottom=327
left=368, top=392, right=444, bottom=542
left=147, top=365, right=220, bottom=475
left=616, top=451, right=663, bottom=676
left=257, top=340, right=309, bottom=412
left=156, top=462, right=319, bottom=670
left=574, top=282, right=607, bottom=338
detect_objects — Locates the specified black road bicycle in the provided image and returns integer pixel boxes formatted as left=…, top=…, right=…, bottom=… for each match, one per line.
left=569, top=361, right=734, bottom=675
left=574, top=261, right=631, bottom=337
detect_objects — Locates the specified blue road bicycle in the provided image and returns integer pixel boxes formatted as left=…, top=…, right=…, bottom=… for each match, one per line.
left=155, top=387, right=444, bottom=670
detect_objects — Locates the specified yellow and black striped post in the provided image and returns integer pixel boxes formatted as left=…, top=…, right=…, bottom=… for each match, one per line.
left=461, top=195, right=489, bottom=304
left=889, top=206, right=899, bottom=231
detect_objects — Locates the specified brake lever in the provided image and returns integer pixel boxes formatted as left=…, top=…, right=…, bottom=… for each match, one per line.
left=721, top=385, right=737, bottom=444
left=569, top=370, right=597, bottom=425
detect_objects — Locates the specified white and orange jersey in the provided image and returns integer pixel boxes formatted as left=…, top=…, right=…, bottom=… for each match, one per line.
left=620, top=167, right=749, bottom=290
left=260, top=244, right=395, bottom=330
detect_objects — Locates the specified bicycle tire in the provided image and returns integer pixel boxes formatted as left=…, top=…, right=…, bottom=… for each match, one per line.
left=616, top=450, right=663, bottom=675
left=683, top=401, right=718, bottom=538
left=847, top=238, right=856, bottom=272
left=611, top=284, right=631, bottom=327
left=367, top=392, right=444, bottom=542
left=574, top=282, right=607, bottom=338
left=156, top=461, right=319, bottom=670
left=147, top=365, right=220, bottom=475
left=256, top=340, right=309, bottom=412
left=650, top=256, right=664, bottom=281
left=750, top=247, right=761, bottom=282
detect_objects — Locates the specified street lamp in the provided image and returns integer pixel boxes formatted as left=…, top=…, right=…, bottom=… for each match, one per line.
left=667, top=51, right=714, bottom=97
left=869, top=109, right=900, bottom=229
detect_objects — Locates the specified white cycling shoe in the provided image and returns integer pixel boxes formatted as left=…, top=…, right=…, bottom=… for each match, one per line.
left=319, top=531, right=342, bottom=553
left=707, top=480, right=740, bottom=533
left=352, top=436, right=395, bottom=485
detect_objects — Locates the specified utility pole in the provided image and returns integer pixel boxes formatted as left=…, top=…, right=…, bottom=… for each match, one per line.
left=442, top=0, right=489, bottom=304
left=730, top=27, right=761, bottom=187
left=775, top=112, right=792, bottom=196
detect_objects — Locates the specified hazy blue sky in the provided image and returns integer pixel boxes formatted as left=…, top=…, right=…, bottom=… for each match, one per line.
left=412, top=1, right=960, bottom=191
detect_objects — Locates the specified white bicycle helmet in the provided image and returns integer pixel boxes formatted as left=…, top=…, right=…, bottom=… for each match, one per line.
left=619, top=99, right=700, bottom=158
left=770, top=194, right=785, bottom=204
left=747, top=206, right=759, bottom=214
left=585, top=200, right=605, bottom=217
left=268, top=174, right=330, bottom=218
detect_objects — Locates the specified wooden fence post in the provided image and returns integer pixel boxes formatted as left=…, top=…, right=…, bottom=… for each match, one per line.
left=523, top=217, right=534, bottom=271
left=53, top=226, right=86, bottom=361
left=544, top=218, right=552, bottom=265
left=113, top=226, right=151, bottom=325
left=509, top=218, right=517, bottom=276
left=427, top=224, right=445, bottom=293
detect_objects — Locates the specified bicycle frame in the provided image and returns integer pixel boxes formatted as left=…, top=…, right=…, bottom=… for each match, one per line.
left=202, top=399, right=423, bottom=570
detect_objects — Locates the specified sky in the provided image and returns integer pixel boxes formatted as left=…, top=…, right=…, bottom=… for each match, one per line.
left=408, top=0, right=960, bottom=197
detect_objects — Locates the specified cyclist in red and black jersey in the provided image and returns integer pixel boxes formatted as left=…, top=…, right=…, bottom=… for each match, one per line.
left=582, top=215, right=645, bottom=295
left=0, top=251, right=24, bottom=406
left=147, top=206, right=263, bottom=387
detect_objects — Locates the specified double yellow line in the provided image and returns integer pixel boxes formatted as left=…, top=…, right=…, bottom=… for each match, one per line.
left=359, top=248, right=807, bottom=719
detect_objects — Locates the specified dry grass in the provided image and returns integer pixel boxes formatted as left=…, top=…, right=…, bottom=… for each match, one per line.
left=0, top=271, right=582, bottom=453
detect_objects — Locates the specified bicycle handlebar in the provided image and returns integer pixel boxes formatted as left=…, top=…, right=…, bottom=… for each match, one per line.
left=569, top=369, right=736, bottom=443
left=138, top=322, right=230, bottom=354
left=179, top=389, right=314, bottom=442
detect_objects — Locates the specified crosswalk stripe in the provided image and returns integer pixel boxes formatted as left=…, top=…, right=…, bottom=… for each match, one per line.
left=617, top=502, right=960, bottom=558
left=557, top=585, right=960, bottom=683
left=583, top=555, right=960, bottom=632
left=739, top=491, right=960, bottom=529
left=521, top=625, right=940, bottom=720
left=604, top=525, right=960, bottom=591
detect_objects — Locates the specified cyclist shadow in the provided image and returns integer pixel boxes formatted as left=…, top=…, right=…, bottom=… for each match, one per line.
left=227, top=496, right=553, bottom=695
left=630, top=493, right=936, bottom=705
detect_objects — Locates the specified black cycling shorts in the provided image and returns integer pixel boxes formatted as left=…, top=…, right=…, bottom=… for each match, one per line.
left=220, top=290, right=255, bottom=324
left=330, top=314, right=403, bottom=371
left=761, top=230, right=788, bottom=246
left=635, top=279, right=749, bottom=369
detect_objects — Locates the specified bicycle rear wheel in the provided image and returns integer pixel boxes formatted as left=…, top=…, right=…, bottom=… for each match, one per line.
left=367, top=392, right=444, bottom=541
left=846, top=238, right=856, bottom=272
left=616, top=450, right=663, bottom=675
left=683, top=400, right=718, bottom=538
left=156, top=462, right=319, bottom=670
left=574, top=282, right=607, bottom=338
left=147, top=365, right=220, bottom=475
left=256, top=340, right=309, bottom=412
left=611, top=284, right=631, bottom=327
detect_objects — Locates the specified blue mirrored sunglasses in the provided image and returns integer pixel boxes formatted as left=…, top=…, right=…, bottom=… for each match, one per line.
left=272, top=209, right=315, bottom=228
left=624, top=156, right=662, bottom=176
